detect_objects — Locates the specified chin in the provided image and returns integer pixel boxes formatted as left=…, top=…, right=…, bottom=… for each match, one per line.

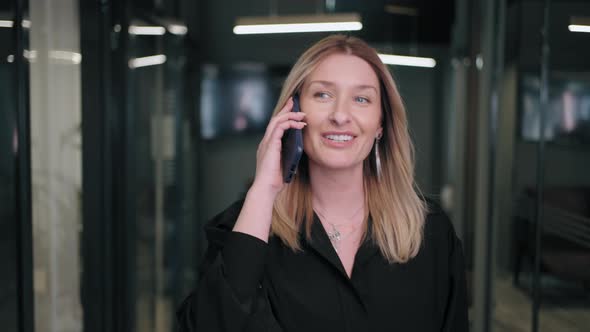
left=311, top=157, right=362, bottom=172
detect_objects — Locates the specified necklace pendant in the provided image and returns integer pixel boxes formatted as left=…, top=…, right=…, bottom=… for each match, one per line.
left=328, top=230, right=341, bottom=242
left=329, top=224, right=341, bottom=241
left=328, top=224, right=341, bottom=252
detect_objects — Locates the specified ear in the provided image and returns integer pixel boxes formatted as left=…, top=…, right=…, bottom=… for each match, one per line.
left=376, top=127, right=383, bottom=140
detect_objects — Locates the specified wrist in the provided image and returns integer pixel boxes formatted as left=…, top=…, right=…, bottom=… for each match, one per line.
left=248, top=182, right=280, bottom=202
left=231, top=184, right=277, bottom=243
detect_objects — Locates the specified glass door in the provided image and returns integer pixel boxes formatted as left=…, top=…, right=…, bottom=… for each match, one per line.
left=126, top=15, right=199, bottom=332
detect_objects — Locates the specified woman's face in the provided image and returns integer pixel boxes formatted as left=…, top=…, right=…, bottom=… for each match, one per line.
left=300, top=53, right=383, bottom=173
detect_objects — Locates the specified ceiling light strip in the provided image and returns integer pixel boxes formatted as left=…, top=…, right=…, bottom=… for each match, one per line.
left=168, top=24, right=188, bottom=35
left=49, top=51, right=82, bottom=64
left=378, top=53, right=436, bottom=68
left=128, top=25, right=166, bottom=35
left=0, top=20, right=14, bottom=28
left=568, top=24, right=590, bottom=33
left=0, top=19, right=31, bottom=28
left=234, top=21, right=362, bottom=34
left=234, top=13, right=362, bottom=35
left=128, top=55, right=167, bottom=69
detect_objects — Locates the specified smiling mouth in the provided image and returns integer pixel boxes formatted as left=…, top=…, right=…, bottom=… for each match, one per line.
left=324, top=134, right=354, bottom=142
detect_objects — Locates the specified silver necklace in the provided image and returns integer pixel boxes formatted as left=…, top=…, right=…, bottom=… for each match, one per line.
left=314, top=205, right=364, bottom=252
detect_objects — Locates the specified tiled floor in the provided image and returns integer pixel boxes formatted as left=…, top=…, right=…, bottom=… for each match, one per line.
left=493, top=276, right=590, bottom=332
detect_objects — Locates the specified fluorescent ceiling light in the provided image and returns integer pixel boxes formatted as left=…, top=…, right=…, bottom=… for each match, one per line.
left=234, top=13, right=362, bottom=35
left=569, top=25, right=590, bottom=33
left=24, top=50, right=37, bottom=62
left=168, top=24, right=188, bottom=35
left=49, top=50, right=82, bottom=64
left=128, top=25, right=166, bottom=35
left=378, top=53, right=436, bottom=68
left=0, top=20, right=30, bottom=28
left=128, top=55, right=167, bottom=69
left=569, top=16, right=590, bottom=33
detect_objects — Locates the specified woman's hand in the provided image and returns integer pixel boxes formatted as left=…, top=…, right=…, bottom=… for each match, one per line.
left=233, top=98, right=306, bottom=241
left=251, top=97, right=307, bottom=198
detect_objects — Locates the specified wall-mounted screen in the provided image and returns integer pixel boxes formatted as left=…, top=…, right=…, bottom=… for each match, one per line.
left=200, top=64, right=289, bottom=139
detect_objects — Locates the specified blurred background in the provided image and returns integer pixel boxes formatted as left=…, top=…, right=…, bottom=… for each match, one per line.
left=1, top=0, right=589, bottom=331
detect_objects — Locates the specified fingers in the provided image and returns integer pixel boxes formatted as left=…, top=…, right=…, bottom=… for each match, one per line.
left=264, top=113, right=306, bottom=142
left=269, top=119, right=307, bottom=142
left=262, top=108, right=306, bottom=144
left=276, top=111, right=306, bottom=123
left=254, top=97, right=307, bottom=189
left=277, top=97, right=294, bottom=115
left=271, top=99, right=305, bottom=126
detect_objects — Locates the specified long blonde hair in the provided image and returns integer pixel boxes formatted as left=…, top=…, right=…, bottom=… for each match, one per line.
left=270, top=35, right=427, bottom=263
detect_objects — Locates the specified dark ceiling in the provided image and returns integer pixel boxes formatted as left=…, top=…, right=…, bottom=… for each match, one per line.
left=338, top=0, right=455, bottom=45
left=127, top=0, right=456, bottom=45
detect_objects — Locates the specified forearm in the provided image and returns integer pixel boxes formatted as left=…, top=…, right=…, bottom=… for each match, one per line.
left=232, top=185, right=276, bottom=242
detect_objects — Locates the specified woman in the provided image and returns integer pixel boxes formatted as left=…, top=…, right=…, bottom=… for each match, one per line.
left=177, top=35, right=468, bottom=332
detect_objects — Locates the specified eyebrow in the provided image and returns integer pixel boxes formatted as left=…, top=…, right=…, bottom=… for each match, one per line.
left=308, top=80, right=378, bottom=94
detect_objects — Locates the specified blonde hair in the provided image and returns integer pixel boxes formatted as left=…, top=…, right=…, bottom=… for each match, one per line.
left=270, top=35, right=427, bottom=263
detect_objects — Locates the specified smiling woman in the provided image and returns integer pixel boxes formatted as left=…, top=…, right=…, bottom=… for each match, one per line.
left=177, top=35, right=468, bottom=332
left=299, top=54, right=383, bottom=184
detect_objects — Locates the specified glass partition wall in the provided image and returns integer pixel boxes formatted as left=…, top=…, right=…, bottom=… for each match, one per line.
left=126, top=17, right=199, bottom=332
left=490, top=1, right=590, bottom=331
left=0, top=0, right=32, bottom=331
left=80, top=1, right=200, bottom=331
left=534, top=0, right=590, bottom=330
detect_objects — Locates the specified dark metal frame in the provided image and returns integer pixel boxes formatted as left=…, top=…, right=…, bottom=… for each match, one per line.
left=532, top=1, right=551, bottom=331
left=80, top=0, right=133, bottom=331
left=485, top=0, right=507, bottom=330
left=14, top=0, right=34, bottom=331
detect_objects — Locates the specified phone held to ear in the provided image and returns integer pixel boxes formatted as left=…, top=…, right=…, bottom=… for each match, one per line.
left=281, top=94, right=304, bottom=183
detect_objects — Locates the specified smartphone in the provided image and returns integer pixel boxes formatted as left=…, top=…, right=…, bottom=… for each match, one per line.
left=281, top=94, right=304, bottom=183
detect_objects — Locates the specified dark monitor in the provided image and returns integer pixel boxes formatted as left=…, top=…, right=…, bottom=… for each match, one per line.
left=200, top=63, right=289, bottom=139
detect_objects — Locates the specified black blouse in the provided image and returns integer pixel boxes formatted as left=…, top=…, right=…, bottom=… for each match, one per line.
left=176, top=199, right=469, bottom=332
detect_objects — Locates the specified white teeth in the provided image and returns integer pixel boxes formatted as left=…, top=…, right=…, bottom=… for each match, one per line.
left=325, top=134, right=353, bottom=142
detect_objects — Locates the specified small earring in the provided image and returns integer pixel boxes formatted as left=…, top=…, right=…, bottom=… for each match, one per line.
left=375, top=137, right=382, bottom=179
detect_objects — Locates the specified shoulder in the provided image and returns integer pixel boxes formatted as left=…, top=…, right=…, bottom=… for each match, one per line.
left=203, top=199, right=245, bottom=248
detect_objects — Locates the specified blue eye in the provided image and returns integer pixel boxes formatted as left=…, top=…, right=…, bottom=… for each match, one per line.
left=314, top=92, right=331, bottom=99
left=355, top=96, right=370, bottom=104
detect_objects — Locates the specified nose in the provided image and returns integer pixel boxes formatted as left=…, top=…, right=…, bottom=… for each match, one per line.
left=328, top=98, right=351, bottom=126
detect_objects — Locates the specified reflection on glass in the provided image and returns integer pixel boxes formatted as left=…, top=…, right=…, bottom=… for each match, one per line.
left=520, top=74, right=590, bottom=145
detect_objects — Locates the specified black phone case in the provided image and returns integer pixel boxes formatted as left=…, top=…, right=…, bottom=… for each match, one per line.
left=281, top=95, right=304, bottom=183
